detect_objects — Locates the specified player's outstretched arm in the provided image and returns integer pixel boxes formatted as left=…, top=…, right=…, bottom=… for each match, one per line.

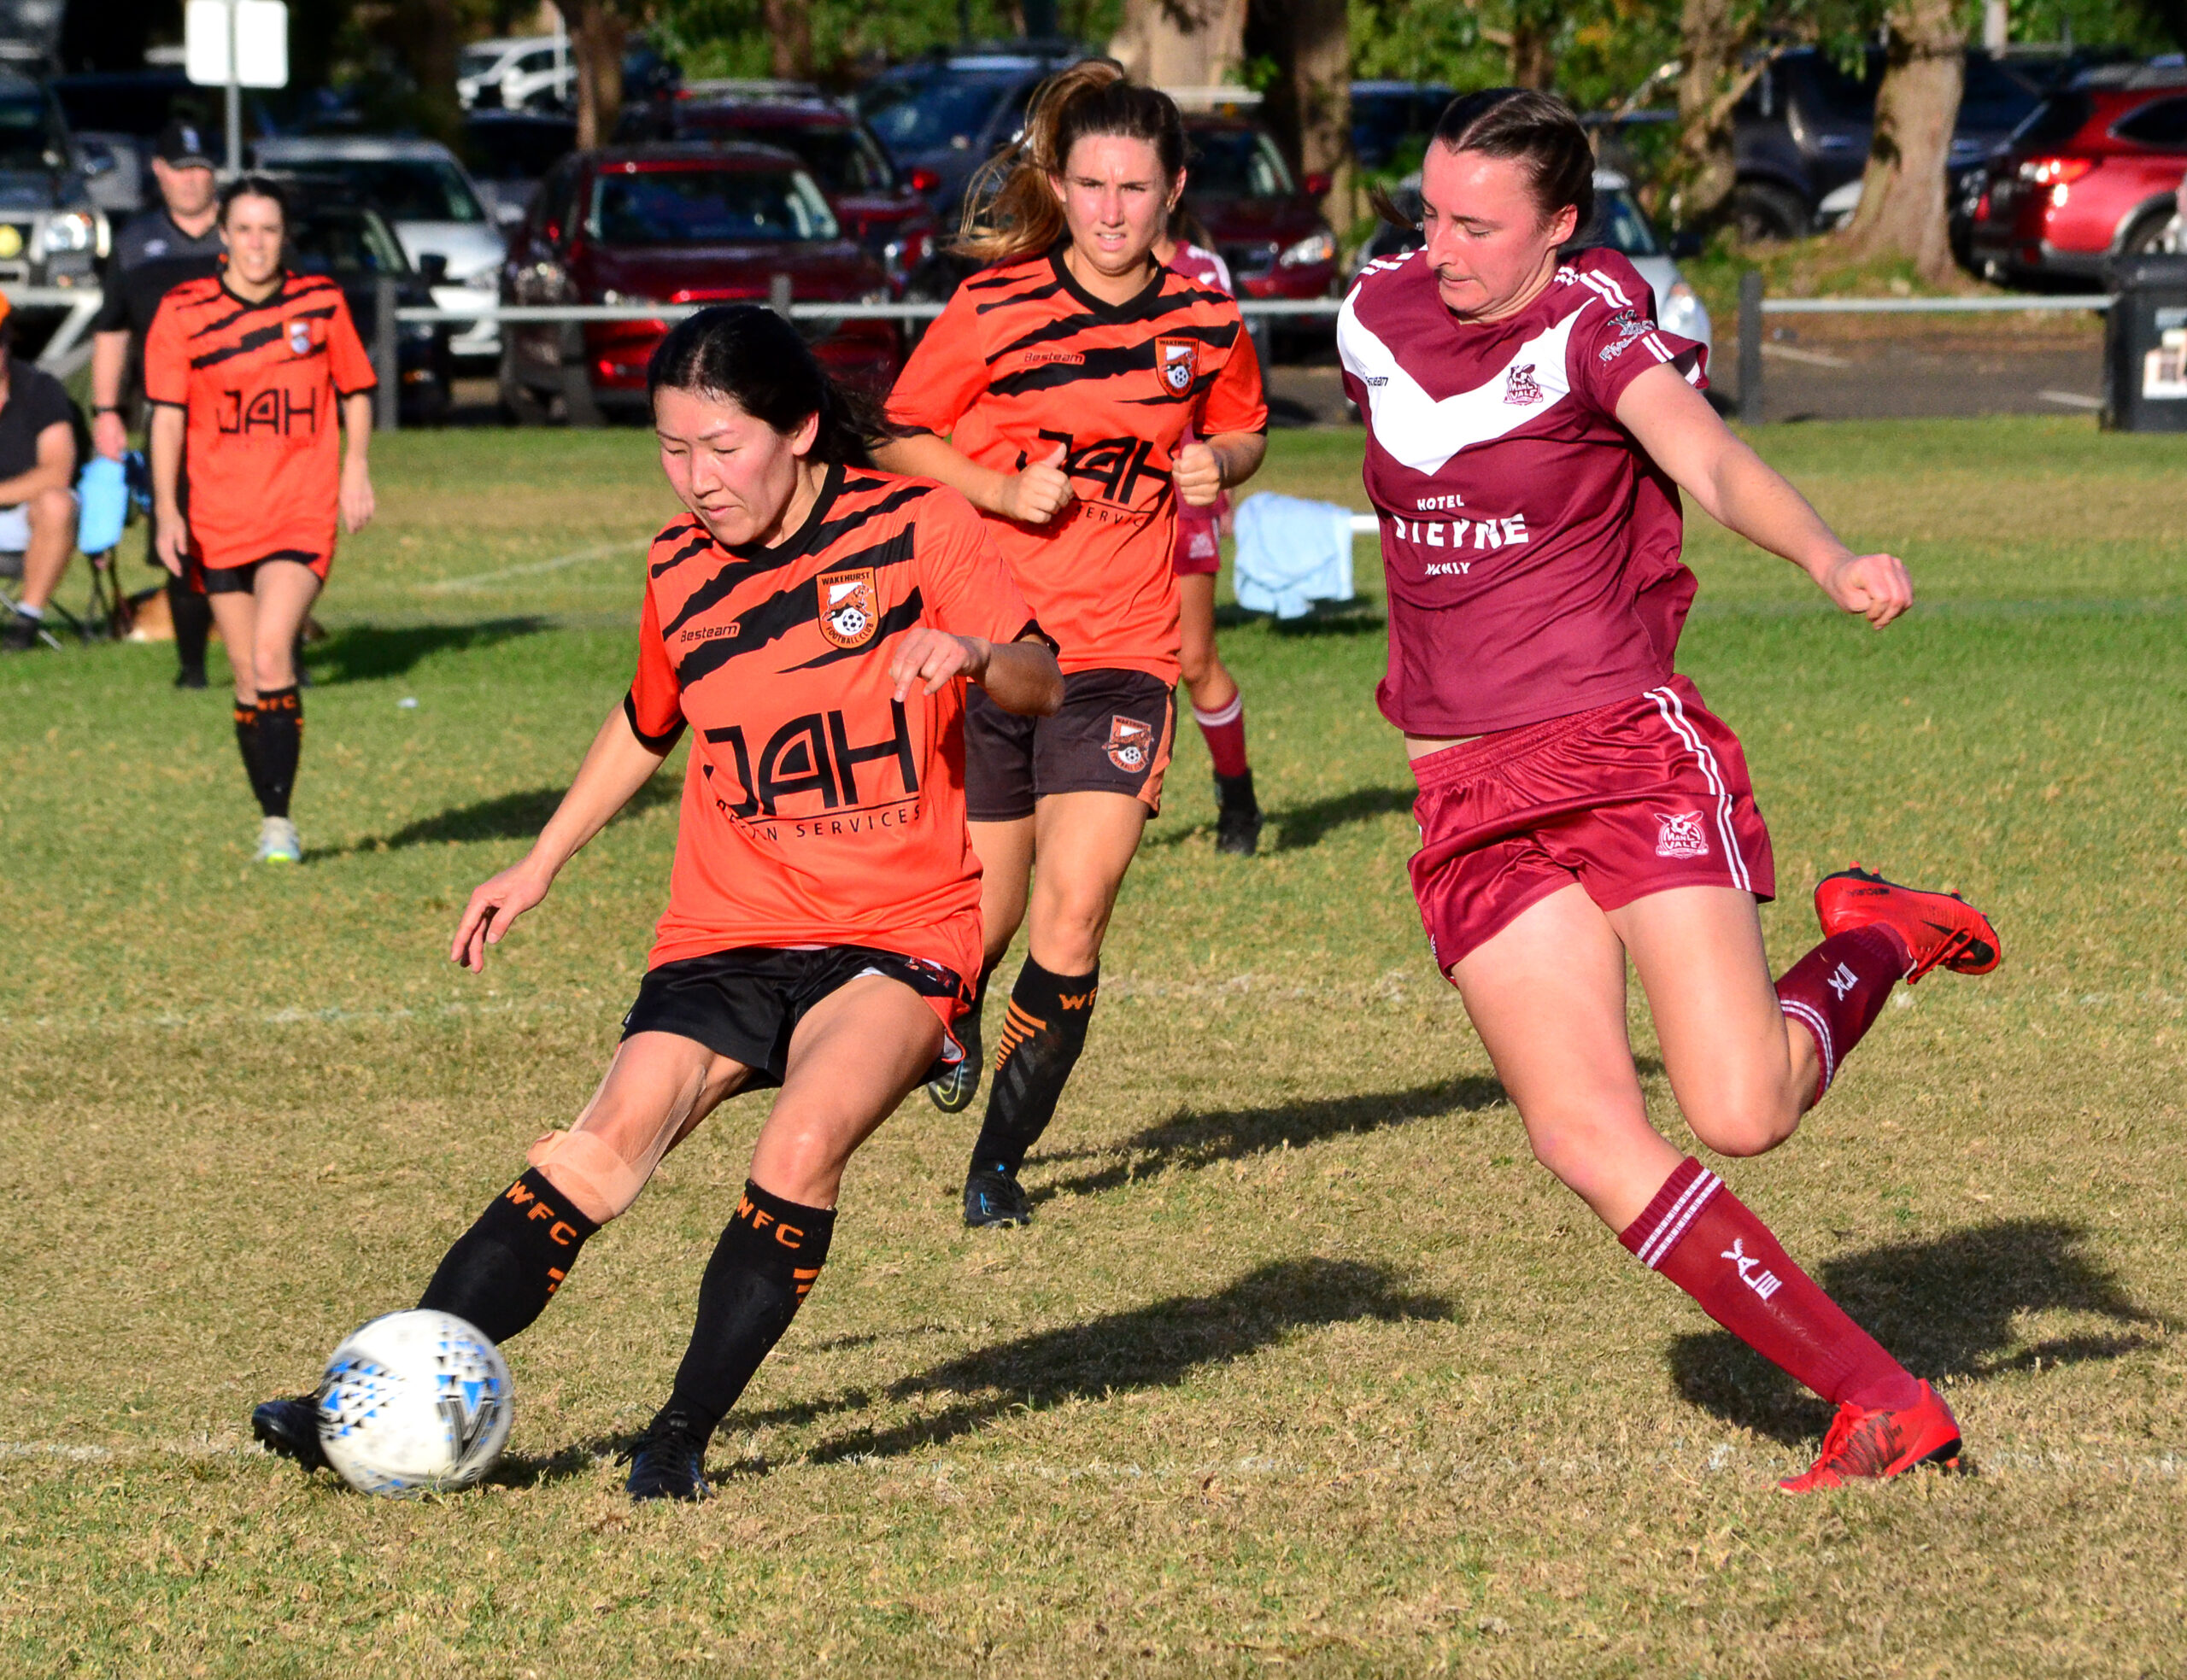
left=874, top=433, right=1076, bottom=526
left=888, top=628, right=1063, bottom=717
left=1174, top=430, right=1267, bottom=507
left=449, top=705, right=672, bottom=973
left=1615, top=361, right=1914, bottom=629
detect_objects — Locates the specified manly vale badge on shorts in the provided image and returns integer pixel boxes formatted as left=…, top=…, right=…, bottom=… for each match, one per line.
left=1156, top=335, right=1199, bottom=395
left=816, top=566, right=878, bottom=650
left=1105, top=713, right=1154, bottom=772
left=1655, top=811, right=1710, bottom=859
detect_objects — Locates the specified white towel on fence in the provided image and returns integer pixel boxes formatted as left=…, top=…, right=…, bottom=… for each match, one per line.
left=1231, top=493, right=1358, bottom=620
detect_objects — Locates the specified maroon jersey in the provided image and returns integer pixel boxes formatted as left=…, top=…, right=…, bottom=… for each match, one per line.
left=1338, top=247, right=1708, bottom=737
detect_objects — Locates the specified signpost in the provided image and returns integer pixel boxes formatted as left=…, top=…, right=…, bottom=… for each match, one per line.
left=184, top=0, right=290, bottom=173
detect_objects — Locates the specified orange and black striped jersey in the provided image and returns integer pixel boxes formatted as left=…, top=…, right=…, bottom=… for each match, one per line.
left=143, top=271, right=375, bottom=571
left=886, top=245, right=1267, bottom=683
left=625, top=465, right=1041, bottom=981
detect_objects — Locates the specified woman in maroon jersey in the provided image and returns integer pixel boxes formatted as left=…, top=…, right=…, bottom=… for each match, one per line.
left=1339, top=89, right=2002, bottom=1491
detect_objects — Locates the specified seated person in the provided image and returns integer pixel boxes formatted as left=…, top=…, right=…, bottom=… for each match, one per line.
left=0, top=296, right=82, bottom=653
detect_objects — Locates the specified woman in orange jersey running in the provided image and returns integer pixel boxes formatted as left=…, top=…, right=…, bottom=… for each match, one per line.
left=248, top=305, right=1061, bottom=1502
left=145, top=176, right=378, bottom=865
left=877, top=61, right=1269, bottom=1228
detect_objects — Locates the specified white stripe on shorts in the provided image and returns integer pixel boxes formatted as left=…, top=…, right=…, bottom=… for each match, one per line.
left=1645, top=685, right=1753, bottom=893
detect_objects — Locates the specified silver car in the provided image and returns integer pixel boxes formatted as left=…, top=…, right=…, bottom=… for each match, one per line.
left=252, top=136, right=507, bottom=365
left=457, top=37, right=577, bottom=114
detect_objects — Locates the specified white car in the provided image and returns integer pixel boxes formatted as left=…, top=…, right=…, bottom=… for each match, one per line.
left=1349, top=167, right=1712, bottom=356
left=253, top=136, right=507, bottom=365
left=457, top=37, right=576, bottom=114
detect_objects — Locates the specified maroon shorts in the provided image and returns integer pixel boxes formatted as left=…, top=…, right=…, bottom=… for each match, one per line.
left=1171, top=508, right=1222, bottom=577
left=1409, top=676, right=1775, bottom=975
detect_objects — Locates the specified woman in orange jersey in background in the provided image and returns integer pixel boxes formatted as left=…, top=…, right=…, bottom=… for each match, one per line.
left=249, top=305, right=1061, bottom=1502
left=145, top=177, right=378, bottom=865
left=877, top=61, right=1269, bottom=1228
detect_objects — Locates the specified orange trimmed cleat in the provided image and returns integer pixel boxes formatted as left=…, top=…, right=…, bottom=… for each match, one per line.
left=1779, top=1381, right=1962, bottom=1493
left=1815, top=866, right=2001, bottom=984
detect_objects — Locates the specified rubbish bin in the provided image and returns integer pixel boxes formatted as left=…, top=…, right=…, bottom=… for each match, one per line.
left=2102, top=254, right=2187, bottom=432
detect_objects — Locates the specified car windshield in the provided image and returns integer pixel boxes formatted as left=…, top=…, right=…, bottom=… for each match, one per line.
left=0, top=93, right=61, bottom=170
left=298, top=158, right=486, bottom=223
left=290, top=209, right=410, bottom=277
left=695, top=121, right=896, bottom=193
left=460, top=47, right=511, bottom=78
left=1595, top=189, right=1662, bottom=256
left=1797, top=53, right=1882, bottom=122
left=590, top=167, right=840, bottom=243
left=1186, top=129, right=1295, bottom=197
left=1959, top=57, right=2043, bottom=131
left=2013, top=91, right=2091, bottom=149
left=859, top=78, right=1011, bottom=154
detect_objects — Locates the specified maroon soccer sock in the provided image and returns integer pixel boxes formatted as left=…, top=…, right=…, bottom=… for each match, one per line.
left=1621, top=1157, right=1920, bottom=1413
left=1775, top=926, right=1907, bottom=1103
left=1192, top=692, right=1250, bottom=778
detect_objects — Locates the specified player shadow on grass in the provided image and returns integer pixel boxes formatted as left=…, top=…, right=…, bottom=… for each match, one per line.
left=1147, top=783, right=1415, bottom=853
left=1028, top=1073, right=1527, bottom=1204
left=1666, top=1218, right=2161, bottom=1447
left=301, top=618, right=550, bottom=684
left=331, top=775, right=680, bottom=857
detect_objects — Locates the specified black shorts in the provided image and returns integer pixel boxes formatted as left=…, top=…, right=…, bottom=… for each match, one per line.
left=965, top=667, right=1176, bottom=822
left=200, top=551, right=330, bottom=594
left=621, top=945, right=970, bottom=1088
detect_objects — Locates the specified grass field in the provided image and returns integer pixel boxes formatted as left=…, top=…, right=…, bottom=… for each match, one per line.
left=3, top=416, right=2184, bottom=1676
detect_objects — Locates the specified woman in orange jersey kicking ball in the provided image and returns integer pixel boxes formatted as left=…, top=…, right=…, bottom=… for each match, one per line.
left=876, top=62, right=1269, bottom=1226
left=249, top=305, right=1061, bottom=1501
left=1339, top=90, right=2002, bottom=1491
left=145, top=176, right=378, bottom=864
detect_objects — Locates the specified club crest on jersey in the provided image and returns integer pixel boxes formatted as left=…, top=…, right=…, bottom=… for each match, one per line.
left=1155, top=335, right=1199, bottom=395
left=1105, top=713, right=1153, bottom=772
left=1504, top=363, right=1544, bottom=405
left=287, top=319, right=313, bottom=355
left=1655, top=811, right=1710, bottom=859
left=816, top=566, right=879, bottom=650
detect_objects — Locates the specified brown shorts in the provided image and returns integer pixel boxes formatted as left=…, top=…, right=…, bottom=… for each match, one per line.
left=965, top=667, right=1176, bottom=822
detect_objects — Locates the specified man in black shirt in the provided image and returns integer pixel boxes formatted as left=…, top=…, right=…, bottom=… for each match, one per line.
left=88, top=120, right=224, bottom=686
left=0, top=296, right=83, bottom=653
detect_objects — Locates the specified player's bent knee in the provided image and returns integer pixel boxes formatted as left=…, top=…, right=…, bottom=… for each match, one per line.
left=528, top=1129, right=648, bottom=1224
left=1686, top=1106, right=1800, bottom=1158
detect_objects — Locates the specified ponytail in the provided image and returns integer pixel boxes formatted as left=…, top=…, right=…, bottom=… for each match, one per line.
left=647, top=304, right=895, bottom=466
left=953, top=59, right=1187, bottom=267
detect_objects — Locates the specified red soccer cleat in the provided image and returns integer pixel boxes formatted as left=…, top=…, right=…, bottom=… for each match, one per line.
left=1815, top=866, right=2002, bottom=984
left=1779, top=1381, right=1963, bottom=1493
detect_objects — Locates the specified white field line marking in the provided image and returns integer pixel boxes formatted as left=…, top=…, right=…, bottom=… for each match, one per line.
left=1760, top=342, right=1855, bottom=368
left=2039, top=389, right=2104, bottom=410
left=422, top=538, right=643, bottom=594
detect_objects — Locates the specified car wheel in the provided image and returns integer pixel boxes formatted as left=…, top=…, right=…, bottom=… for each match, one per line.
left=1730, top=183, right=1811, bottom=244
left=498, top=343, right=551, bottom=426
left=2120, top=208, right=2180, bottom=259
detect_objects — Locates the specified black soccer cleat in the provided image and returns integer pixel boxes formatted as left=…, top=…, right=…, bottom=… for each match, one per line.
left=623, top=1409, right=712, bottom=1502
left=1214, top=770, right=1263, bottom=857
left=927, top=1001, right=985, bottom=1114
left=1, top=612, right=41, bottom=653
left=173, top=665, right=208, bottom=690
left=963, top=1167, right=1032, bottom=1229
left=251, top=1394, right=331, bottom=1473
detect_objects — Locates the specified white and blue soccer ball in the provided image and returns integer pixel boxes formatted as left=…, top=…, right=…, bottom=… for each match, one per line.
left=316, top=1309, right=513, bottom=1497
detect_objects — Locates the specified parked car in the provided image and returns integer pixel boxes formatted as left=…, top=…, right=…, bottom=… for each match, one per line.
left=499, top=143, right=899, bottom=423
left=1351, top=168, right=1712, bottom=355
left=0, top=67, right=109, bottom=288
left=52, top=70, right=263, bottom=216
left=461, top=108, right=578, bottom=230
left=459, top=35, right=577, bottom=114
left=856, top=50, right=1085, bottom=224
left=614, top=90, right=941, bottom=296
left=1351, top=79, right=1454, bottom=173
left=1967, top=63, right=2187, bottom=284
left=282, top=192, right=454, bottom=424
left=254, top=136, right=507, bottom=367
left=1180, top=112, right=1340, bottom=342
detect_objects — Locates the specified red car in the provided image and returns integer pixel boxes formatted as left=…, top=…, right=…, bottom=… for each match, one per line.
left=617, top=91, right=942, bottom=297
left=1180, top=114, right=1340, bottom=313
left=1968, top=65, right=2187, bottom=284
left=500, top=143, right=899, bottom=422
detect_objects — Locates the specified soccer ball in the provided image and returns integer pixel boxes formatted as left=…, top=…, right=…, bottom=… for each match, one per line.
left=316, top=1310, right=513, bottom=1497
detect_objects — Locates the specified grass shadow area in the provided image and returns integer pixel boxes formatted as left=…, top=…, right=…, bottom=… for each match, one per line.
left=304, top=618, right=552, bottom=684
left=1034, top=1076, right=1509, bottom=1203
left=333, top=775, right=679, bottom=856
left=1667, top=1219, right=2161, bottom=1446
left=1146, top=781, right=1413, bottom=852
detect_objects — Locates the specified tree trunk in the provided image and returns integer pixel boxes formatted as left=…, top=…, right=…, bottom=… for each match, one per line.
left=1669, top=0, right=1756, bottom=231
left=1843, top=0, right=1966, bottom=282
left=1108, top=0, right=1247, bottom=90
left=395, top=0, right=464, bottom=143
left=1245, top=0, right=1352, bottom=225
left=1508, top=2, right=1557, bottom=91
left=764, top=0, right=814, bottom=81
left=556, top=0, right=625, bottom=151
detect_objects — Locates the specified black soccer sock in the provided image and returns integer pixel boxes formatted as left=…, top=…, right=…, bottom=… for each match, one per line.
left=168, top=577, right=210, bottom=677
left=252, top=685, right=302, bottom=818
left=416, top=1168, right=601, bottom=1345
left=659, top=1180, right=835, bottom=1441
left=232, top=701, right=271, bottom=811
left=968, top=957, right=1099, bottom=1177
